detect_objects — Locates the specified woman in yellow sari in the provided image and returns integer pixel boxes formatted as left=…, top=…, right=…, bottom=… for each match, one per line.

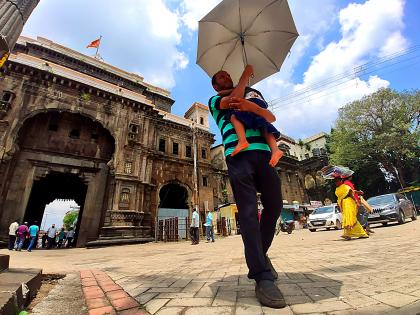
left=335, top=179, right=369, bottom=240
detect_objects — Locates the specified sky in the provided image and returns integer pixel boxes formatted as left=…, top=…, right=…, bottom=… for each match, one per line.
left=22, top=0, right=420, bottom=143
left=40, top=200, right=79, bottom=231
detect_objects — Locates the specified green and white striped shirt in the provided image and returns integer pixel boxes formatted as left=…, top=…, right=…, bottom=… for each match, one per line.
left=208, top=88, right=270, bottom=157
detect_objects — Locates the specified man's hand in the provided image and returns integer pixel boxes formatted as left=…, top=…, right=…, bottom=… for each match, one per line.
left=224, top=97, right=276, bottom=123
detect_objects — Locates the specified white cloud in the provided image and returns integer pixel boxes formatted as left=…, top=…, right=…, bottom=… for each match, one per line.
left=180, top=0, right=222, bottom=31
left=22, top=0, right=188, bottom=89
left=261, top=0, right=407, bottom=139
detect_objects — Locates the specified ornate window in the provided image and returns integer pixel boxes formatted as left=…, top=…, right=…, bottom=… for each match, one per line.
left=69, top=129, right=80, bottom=139
left=186, top=145, right=192, bottom=158
left=0, top=91, right=14, bottom=117
left=159, top=138, right=166, bottom=152
left=120, top=188, right=130, bottom=207
left=173, top=142, right=179, bottom=155
left=201, top=148, right=207, bottom=159
left=128, top=123, right=139, bottom=142
left=124, top=161, right=133, bottom=174
left=202, top=176, right=208, bottom=187
left=200, top=117, right=204, bottom=125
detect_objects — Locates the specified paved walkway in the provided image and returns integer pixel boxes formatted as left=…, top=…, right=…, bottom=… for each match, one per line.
left=2, top=219, right=420, bottom=314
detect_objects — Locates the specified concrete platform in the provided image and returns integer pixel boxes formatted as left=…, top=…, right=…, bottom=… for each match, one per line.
left=0, top=255, right=42, bottom=315
left=0, top=254, right=9, bottom=272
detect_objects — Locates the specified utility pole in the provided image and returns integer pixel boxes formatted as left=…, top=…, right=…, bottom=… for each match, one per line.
left=0, top=0, right=40, bottom=67
left=191, top=122, right=199, bottom=211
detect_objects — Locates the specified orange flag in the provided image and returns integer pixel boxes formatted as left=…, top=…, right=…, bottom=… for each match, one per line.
left=86, top=38, right=101, bottom=48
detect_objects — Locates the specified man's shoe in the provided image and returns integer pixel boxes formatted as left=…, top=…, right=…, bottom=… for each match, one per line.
left=266, top=256, right=278, bottom=280
left=255, top=280, right=286, bottom=308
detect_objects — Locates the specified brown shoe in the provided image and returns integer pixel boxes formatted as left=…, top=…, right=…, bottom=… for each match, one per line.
left=255, top=280, right=286, bottom=308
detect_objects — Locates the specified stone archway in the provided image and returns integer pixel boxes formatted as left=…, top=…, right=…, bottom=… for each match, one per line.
left=0, top=111, right=115, bottom=247
left=24, top=172, right=88, bottom=246
left=159, top=182, right=189, bottom=209
left=157, top=181, right=191, bottom=239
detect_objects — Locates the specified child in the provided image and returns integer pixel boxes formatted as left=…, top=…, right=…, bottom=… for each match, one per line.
left=217, top=65, right=283, bottom=167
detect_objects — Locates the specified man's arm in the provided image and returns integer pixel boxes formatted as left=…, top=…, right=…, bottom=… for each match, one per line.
left=220, top=97, right=276, bottom=123
left=229, top=65, right=254, bottom=98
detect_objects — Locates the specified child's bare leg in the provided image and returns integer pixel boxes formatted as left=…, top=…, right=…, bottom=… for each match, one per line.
left=263, top=131, right=283, bottom=167
left=230, top=115, right=249, bottom=156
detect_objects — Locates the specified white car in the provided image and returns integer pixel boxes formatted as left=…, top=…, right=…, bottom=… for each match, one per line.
left=308, top=204, right=342, bottom=232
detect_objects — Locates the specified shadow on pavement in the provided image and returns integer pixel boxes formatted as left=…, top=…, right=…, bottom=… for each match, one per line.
left=110, top=270, right=343, bottom=307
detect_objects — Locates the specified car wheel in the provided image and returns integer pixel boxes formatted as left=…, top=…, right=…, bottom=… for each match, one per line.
left=335, top=220, right=342, bottom=230
left=382, top=222, right=388, bottom=226
left=397, top=209, right=405, bottom=224
left=411, top=210, right=417, bottom=221
left=309, top=229, right=316, bottom=232
left=326, top=227, right=330, bottom=230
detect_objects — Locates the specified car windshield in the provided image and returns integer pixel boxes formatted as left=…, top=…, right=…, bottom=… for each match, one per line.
left=367, top=194, right=395, bottom=206
left=312, top=206, right=334, bottom=215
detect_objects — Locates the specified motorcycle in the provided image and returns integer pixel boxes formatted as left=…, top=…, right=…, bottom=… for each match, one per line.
left=275, top=219, right=295, bottom=235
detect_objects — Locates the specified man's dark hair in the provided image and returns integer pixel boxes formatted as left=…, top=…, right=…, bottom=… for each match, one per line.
left=211, top=72, right=218, bottom=86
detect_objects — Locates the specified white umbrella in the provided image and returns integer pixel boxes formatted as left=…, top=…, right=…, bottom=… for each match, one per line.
left=197, top=0, right=299, bottom=86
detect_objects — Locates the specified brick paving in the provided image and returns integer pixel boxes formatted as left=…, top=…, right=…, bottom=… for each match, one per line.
left=81, top=269, right=148, bottom=315
left=2, top=219, right=420, bottom=314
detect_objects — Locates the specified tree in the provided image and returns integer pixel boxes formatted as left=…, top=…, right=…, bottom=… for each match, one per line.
left=63, top=210, right=79, bottom=230
left=330, top=88, right=419, bottom=189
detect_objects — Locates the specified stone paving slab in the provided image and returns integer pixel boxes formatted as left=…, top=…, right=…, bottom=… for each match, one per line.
left=2, top=219, right=420, bottom=314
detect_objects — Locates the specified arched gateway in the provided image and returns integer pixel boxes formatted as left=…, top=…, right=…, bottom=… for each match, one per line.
left=0, top=36, right=217, bottom=247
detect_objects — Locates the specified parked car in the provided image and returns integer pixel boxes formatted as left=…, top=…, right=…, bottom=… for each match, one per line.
left=308, top=204, right=342, bottom=232
left=367, top=193, right=417, bottom=226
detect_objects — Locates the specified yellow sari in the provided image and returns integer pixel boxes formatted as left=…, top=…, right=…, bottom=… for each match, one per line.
left=336, top=184, right=368, bottom=239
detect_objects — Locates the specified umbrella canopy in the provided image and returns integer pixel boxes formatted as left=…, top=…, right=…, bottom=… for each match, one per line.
left=197, top=0, right=299, bottom=86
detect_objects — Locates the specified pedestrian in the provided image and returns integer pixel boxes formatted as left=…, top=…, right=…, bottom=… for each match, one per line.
left=334, top=177, right=369, bottom=240
left=190, top=208, right=200, bottom=245
left=57, top=227, right=66, bottom=248
left=343, top=176, right=374, bottom=235
left=66, top=227, right=75, bottom=248
left=204, top=209, right=215, bottom=243
left=15, top=222, right=29, bottom=251
left=46, top=224, right=57, bottom=249
left=27, top=221, right=40, bottom=252
left=8, top=219, right=19, bottom=250
left=41, top=232, right=47, bottom=248
left=209, top=67, right=285, bottom=308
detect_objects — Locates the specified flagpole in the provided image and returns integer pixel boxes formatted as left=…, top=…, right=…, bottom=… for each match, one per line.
left=95, top=35, right=102, bottom=59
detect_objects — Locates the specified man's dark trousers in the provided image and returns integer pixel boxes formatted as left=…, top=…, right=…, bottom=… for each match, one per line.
left=8, top=235, right=16, bottom=250
left=226, top=151, right=282, bottom=282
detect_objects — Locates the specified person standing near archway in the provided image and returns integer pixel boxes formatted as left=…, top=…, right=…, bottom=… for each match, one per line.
left=8, top=219, right=19, bottom=250
left=47, top=224, right=57, bottom=249
left=190, top=208, right=200, bottom=245
left=27, top=221, right=39, bottom=252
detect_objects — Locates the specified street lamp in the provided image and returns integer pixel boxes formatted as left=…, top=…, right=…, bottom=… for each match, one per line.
left=0, top=0, right=40, bottom=67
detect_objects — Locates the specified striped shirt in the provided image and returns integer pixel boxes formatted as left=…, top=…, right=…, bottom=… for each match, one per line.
left=208, top=87, right=270, bottom=157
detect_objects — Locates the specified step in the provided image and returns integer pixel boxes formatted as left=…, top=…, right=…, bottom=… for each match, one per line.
left=0, top=268, right=42, bottom=315
left=0, top=255, right=9, bottom=272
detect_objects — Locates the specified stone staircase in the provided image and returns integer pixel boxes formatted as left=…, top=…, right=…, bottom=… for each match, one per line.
left=0, top=254, right=42, bottom=315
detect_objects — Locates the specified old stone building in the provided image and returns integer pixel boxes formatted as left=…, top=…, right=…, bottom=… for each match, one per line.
left=0, top=36, right=216, bottom=247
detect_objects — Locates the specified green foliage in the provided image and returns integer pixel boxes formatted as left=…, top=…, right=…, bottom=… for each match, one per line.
left=329, top=88, right=420, bottom=189
left=63, top=210, right=78, bottom=230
